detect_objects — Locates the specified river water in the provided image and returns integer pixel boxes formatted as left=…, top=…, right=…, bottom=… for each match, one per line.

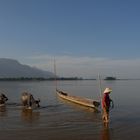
left=0, top=80, right=140, bottom=140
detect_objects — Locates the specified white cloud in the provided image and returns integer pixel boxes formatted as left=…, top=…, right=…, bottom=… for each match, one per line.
left=25, top=54, right=140, bottom=79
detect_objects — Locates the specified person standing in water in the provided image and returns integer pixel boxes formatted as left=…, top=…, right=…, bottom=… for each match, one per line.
left=102, top=88, right=114, bottom=123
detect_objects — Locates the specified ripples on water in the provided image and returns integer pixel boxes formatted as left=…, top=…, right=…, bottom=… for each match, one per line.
left=0, top=80, right=140, bottom=140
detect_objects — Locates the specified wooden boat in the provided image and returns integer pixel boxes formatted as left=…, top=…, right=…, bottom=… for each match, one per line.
left=56, top=89, right=100, bottom=110
left=0, top=104, right=5, bottom=107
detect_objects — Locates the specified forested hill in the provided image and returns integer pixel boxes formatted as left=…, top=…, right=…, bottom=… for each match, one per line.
left=0, top=58, right=54, bottom=78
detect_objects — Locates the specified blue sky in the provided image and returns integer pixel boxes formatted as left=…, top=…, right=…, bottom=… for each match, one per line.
left=0, top=0, right=140, bottom=78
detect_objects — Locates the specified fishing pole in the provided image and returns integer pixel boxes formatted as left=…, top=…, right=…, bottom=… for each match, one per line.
left=98, top=73, right=103, bottom=113
left=54, top=57, right=57, bottom=91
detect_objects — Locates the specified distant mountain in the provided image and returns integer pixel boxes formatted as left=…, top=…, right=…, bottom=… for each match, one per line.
left=0, top=58, right=55, bottom=78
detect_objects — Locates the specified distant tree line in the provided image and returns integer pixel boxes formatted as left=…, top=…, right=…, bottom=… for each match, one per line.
left=0, top=77, right=46, bottom=81
left=49, top=77, right=83, bottom=80
left=1, top=76, right=138, bottom=81
left=0, top=77, right=83, bottom=81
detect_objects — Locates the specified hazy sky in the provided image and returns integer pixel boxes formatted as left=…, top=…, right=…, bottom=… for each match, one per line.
left=0, top=0, right=140, bottom=78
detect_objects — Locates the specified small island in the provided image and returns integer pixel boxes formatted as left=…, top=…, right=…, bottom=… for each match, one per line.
left=104, top=77, right=116, bottom=80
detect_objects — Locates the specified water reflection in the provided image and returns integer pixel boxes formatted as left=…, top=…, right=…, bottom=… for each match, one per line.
left=101, top=123, right=111, bottom=140
left=21, top=108, right=40, bottom=123
left=0, top=105, right=7, bottom=117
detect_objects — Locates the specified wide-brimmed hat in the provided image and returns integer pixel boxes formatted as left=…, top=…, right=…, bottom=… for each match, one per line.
left=103, top=88, right=112, bottom=94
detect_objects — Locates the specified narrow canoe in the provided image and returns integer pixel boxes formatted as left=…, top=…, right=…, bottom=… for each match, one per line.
left=56, top=89, right=100, bottom=110
left=0, top=104, right=5, bottom=107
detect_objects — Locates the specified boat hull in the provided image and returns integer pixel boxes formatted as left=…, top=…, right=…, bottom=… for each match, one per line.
left=0, top=104, right=5, bottom=107
left=56, top=90, right=100, bottom=109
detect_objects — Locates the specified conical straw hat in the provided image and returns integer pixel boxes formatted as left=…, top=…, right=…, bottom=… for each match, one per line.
left=103, top=88, right=112, bottom=94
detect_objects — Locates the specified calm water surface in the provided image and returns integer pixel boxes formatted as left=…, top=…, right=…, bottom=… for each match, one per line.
left=0, top=80, right=140, bottom=140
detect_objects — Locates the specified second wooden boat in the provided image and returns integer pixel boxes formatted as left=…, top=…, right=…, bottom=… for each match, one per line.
left=56, top=89, right=100, bottom=110
left=0, top=104, right=5, bottom=107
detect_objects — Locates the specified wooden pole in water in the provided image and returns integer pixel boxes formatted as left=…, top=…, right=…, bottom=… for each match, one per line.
left=98, top=73, right=102, bottom=100
left=54, top=58, right=57, bottom=91
left=98, top=73, right=103, bottom=113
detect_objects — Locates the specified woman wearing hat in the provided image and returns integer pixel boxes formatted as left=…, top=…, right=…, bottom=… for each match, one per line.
left=102, top=88, right=114, bottom=123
